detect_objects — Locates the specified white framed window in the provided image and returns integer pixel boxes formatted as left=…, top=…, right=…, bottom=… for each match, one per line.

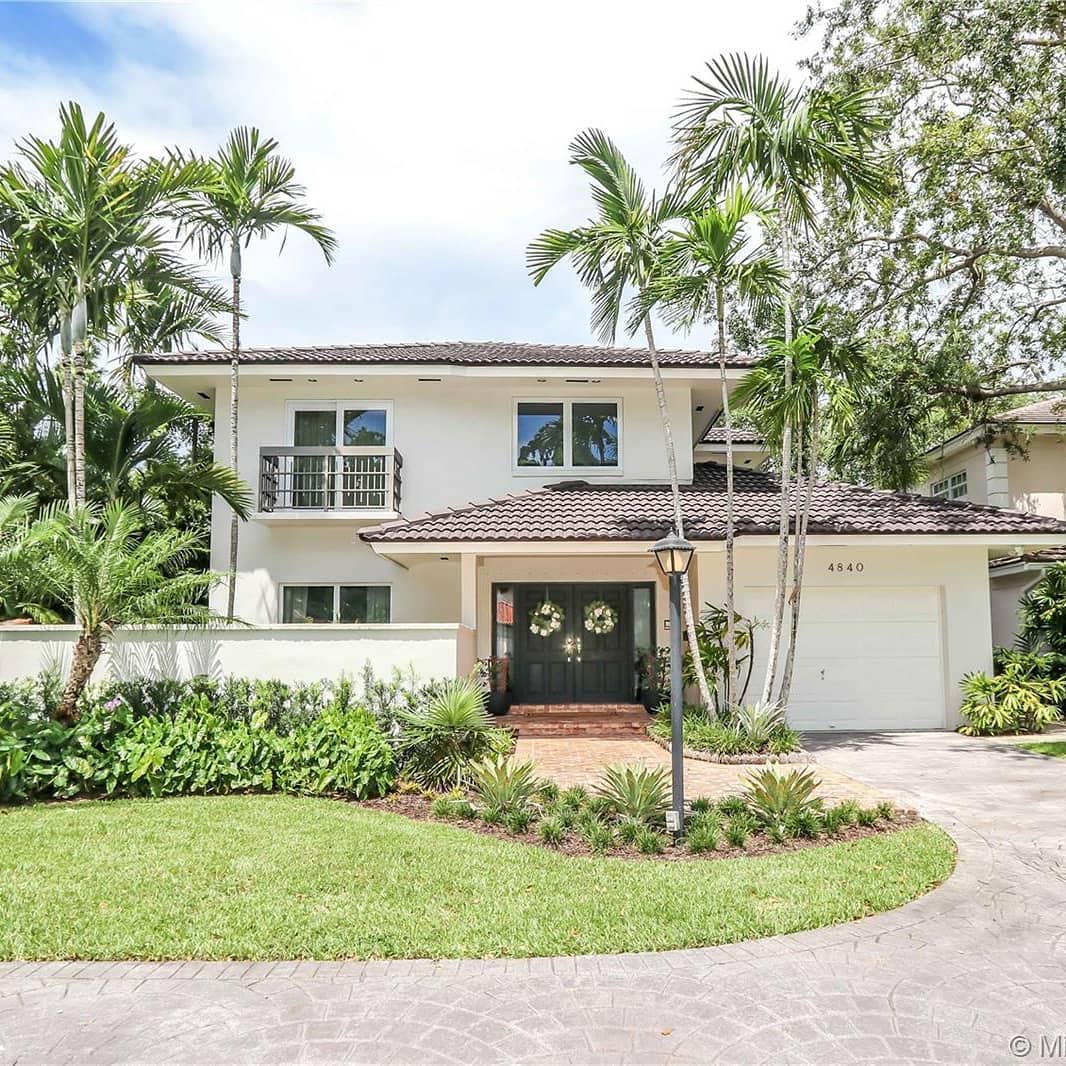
left=286, top=400, right=393, bottom=448
left=280, top=584, right=392, bottom=624
left=932, top=471, right=968, bottom=500
left=513, top=398, right=622, bottom=473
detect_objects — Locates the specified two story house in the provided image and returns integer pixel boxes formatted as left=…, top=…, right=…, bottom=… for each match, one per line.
left=921, top=397, right=1066, bottom=646
left=135, top=342, right=1066, bottom=731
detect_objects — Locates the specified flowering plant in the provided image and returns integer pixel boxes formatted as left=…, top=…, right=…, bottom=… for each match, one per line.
left=529, top=600, right=564, bottom=637
left=583, top=600, right=618, bottom=635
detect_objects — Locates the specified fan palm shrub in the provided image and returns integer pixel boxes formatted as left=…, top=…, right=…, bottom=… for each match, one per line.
left=742, top=767, right=822, bottom=835
left=470, top=756, right=541, bottom=816
left=594, top=763, right=669, bottom=823
left=397, top=677, right=506, bottom=789
left=958, top=665, right=1064, bottom=736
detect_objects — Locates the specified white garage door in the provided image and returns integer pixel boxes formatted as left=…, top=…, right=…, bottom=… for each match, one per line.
left=745, top=586, right=946, bottom=731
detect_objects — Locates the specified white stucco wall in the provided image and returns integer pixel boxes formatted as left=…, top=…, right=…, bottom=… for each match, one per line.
left=214, top=376, right=693, bottom=624
left=1009, top=435, right=1066, bottom=519
left=0, top=625, right=472, bottom=686
left=923, top=446, right=989, bottom=505
left=990, top=571, right=1043, bottom=648
left=697, top=541, right=993, bottom=726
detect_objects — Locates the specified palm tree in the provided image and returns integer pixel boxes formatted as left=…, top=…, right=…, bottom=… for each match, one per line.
left=639, top=187, right=782, bottom=710
left=528, top=129, right=714, bottom=707
left=0, top=103, right=211, bottom=509
left=0, top=501, right=220, bottom=722
left=672, top=54, right=889, bottom=706
left=733, top=323, right=869, bottom=702
left=181, top=128, right=337, bottom=621
left=0, top=361, right=251, bottom=526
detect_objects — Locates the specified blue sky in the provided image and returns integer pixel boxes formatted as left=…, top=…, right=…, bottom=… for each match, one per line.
left=0, top=0, right=805, bottom=351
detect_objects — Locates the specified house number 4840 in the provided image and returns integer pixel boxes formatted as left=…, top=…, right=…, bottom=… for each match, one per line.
left=827, top=562, right=864, bottom=573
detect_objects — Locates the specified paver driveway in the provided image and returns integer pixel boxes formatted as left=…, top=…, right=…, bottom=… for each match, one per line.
left=1, top=731, right=1063, bottom=1065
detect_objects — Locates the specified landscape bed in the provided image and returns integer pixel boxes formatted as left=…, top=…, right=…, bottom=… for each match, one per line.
left=0, top=794, right=955, bottom=961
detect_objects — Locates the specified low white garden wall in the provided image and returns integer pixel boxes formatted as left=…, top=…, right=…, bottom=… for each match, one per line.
left=0, top=624, right=474, bottom=686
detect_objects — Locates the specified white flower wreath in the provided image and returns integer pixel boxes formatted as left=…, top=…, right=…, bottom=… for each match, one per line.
left=583, top=600, right=618, bottom=635
left=529, top=600, right=565, bottom=637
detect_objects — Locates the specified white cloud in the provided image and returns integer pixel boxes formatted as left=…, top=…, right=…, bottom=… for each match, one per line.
left=0, top=0, right=809, bottom=348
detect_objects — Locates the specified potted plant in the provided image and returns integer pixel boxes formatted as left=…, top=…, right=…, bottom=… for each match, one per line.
left=638, top=647, right=670, bottom=715
left=479, top=656, right=512, bottom=716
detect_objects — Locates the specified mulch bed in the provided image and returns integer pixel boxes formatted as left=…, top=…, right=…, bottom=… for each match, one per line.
left=360, top=792, right=923, bottom=863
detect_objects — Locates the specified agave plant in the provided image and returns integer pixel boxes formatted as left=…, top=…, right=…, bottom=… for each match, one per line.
left=470, top=756, right=541, bottom=815
left=397, top=677, right=506, bottom=789
left=742, top=767, right=821, bottom=833
left=728, top=701, right=786, bottom=747
left=594, top=763, right=669, bottom=824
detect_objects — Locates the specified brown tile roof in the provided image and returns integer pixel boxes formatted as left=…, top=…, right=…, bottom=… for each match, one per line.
left=134, top=340, right=755, bottom=370
left=700, top=425, right=765, bottom=445
left=363, top=463, right=1066, bottom=544
left=989, top=546, right=1066, bottom=571
left=993, top=396, right=1066, bottom=424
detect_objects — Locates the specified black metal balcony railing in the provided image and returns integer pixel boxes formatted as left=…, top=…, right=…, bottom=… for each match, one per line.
left=258, top=447, right=403, bottom=513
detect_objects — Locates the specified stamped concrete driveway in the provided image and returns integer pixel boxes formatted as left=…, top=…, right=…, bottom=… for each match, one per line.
left=1, top=731, right=1064, bottom=1065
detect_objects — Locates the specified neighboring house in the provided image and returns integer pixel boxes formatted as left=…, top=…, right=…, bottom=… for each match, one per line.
left=127, top=341, right=1066, bottom=731
left=920, top=397, right=1066, bottom=646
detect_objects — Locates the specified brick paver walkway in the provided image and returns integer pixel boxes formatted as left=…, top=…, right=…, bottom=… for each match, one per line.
left=515, top=735, right=889, bottom=806
left=1, top=732, right=1064, bottom=1064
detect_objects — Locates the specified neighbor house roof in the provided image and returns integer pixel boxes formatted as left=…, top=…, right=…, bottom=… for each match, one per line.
left=362, top=463, right=1066, bottom=544
left=134, top=340, right=756, bottom=370
left=992, top=397, right=1066, bottom=424
left=989, top=546, right=1066, bottom=572
left=699, top=425, right=765, bottom=446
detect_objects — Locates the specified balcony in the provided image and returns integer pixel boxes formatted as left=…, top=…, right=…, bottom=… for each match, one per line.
left=257, top=446, right=403, bottom=522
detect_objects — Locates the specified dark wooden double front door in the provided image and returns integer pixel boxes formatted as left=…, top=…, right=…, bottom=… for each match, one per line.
left=512, top=583, right=633, bottom=704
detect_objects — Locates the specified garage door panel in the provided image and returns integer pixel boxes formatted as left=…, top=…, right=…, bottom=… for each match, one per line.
left=743, top=586, right=946, bottom=731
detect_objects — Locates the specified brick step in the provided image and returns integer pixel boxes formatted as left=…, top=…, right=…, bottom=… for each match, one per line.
left=500, top=711, right=650, bottom=738
left=508, top=703, right=646, bottom=717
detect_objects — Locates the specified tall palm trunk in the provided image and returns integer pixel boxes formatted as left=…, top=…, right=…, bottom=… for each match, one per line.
left=55, top=628, right=103, bottom=724
left=780, top=401, right=818, bottom=702
left=641, top=317, right=714, bottom=710
left=71, top=295, right=88, bottom=506
left=60, top=313, right=77, bottom=513
left=226, top=238, right=241, bottom=622
left=715, top=284, right=739, bottom=713
left=760, top=213, right=793, bottom=706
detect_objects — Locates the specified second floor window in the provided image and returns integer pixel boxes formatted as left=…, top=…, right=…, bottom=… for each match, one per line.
left=932, top=471, right=968, bottom=500
left=291, top=403, right=390, bottom=447
left=515, top=400, right=619, bottom=470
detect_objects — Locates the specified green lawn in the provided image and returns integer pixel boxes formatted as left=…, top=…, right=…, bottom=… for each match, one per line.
left=0, top=795, right=954, bottom=960
left=1017, top=739, right=1066, bottom=758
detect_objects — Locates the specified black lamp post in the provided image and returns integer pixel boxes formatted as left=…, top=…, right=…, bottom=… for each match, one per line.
left=650, top=530, right=695, bottom=834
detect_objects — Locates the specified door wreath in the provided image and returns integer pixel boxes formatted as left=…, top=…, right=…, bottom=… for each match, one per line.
left=529, top=600, right=565, bottom=637
left=583, top=600, right=618, bottom=635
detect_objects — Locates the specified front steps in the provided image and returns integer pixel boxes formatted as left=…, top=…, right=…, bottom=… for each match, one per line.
left=500, top=703, right=650, bottom=739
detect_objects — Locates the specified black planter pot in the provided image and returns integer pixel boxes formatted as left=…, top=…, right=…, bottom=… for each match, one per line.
left=641, top=688, right=661, bottom=715
left=486, top=690, right=511, bottom=717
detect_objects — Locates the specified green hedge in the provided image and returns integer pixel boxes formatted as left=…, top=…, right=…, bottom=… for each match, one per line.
left=0, top=684, right=396, bottom=803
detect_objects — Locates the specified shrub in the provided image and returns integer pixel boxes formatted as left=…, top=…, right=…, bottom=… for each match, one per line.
left=958, top=665, right=1065, bottom=736
left=560, top=785, right=589, bottom=810
left=689, top=795, right=714, bottom=814
left=580, top=819, right=614, bottom=852
left=545, top=801, right=578, bottom=829
left=430, top=796, right=476, bottom=820
left=717, top=794, right=748, bottom=817
left=725, top=817, right=750, bottom=848
left=503, top=807, right=533, bottom=834
left=536, top=780, right=560, bottom=804
left=397, top=677, right=509, bottom=788
left=0, top=686, right=395, bottom=802
left=593, top=764, right=669, bottom=823
left=634, top=826, right=666, bottom=854
left=650, top=701, right=801, bottom=756
left=876, top=801, right=895, bottom=821
left=836, top=801, right=860, bottom=826
left=742, top=768, right=822, bottom=834
left=470, top=757, right=540, bottom=814
left=787, top=809, right=822, bottom=839
left=685, top=813, right=721, bottom=853
left=856, top=807, right=878, bottom=827
left=616, top=816, right=643, bottom=845
left=537, top=815, right=566, bottom=846
left=822, top=806, right=848, bottom=836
